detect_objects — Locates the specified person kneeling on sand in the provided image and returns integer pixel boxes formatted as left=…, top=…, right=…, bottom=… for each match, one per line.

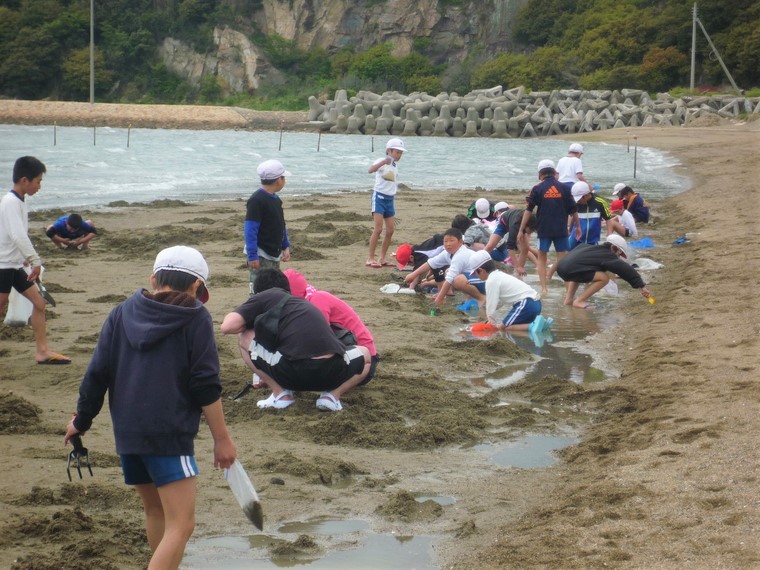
left=404, top=228, right=485, bottom=308
left=608, top=198, right=638, bottom=238
left=221, top=268, right=370, bottom=412
left=556, top=234, right=652, bottom=309
left=46, top=213, right=97, bottom=250
left=468, top=250, right=551, bottom=333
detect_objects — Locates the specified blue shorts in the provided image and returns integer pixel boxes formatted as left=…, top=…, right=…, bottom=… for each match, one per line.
left=538, top=237, right=570, bottom=253
left=502, top=298, right=542, bottom=327
left=466, top=274, right=486, bottom=294
left=371, top=192, right=395, bottom=218
left=121, top=454, right=198, bottom=487
left=490, top=248, right=508, bottom=262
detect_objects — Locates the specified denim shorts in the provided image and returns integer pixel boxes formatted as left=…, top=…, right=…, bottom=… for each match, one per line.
left=121, top=454, right=198, bottom=487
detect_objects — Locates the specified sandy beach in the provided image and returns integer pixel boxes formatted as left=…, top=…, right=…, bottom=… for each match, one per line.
left=0, top=101, right=758, bottom=569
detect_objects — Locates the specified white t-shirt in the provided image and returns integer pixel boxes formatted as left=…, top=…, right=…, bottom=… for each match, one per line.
left=444, top=245, right=477, bottom=284
left=556, top=156, right=584, bottom=184
left=617, top=210, right=638, bottom=237
left=427, top=249, right=452, bottom=270
left=485, top=270, right=540, bottom=323
left=372, top=156, right=399, bottom=196
left=0, top=191, right=40, bottom=269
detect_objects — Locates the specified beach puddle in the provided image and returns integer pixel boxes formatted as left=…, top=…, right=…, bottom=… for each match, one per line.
left=277, top=517, right=369, bottom=534
left=462, top=284, right=622, bottom=389
left=183, top=518, right=437, bottom=569
left=414, top=494, right=456, bottom=506
left=474, top=433, right=579, bottom=468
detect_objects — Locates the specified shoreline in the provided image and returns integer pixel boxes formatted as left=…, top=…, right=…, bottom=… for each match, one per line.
left=0, top=100, right=310, bottom=131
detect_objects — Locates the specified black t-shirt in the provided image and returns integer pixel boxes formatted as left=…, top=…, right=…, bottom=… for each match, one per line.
left=234, top=288, right=345, bottom=359
left=245, top=189, right=287, bottom=257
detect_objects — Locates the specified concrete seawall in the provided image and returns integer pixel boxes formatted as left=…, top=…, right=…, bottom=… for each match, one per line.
left=307, top=86, right=760, bottom=138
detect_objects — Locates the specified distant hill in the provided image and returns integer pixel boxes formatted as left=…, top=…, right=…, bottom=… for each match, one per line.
left=0, top=0, right=756, bottom=107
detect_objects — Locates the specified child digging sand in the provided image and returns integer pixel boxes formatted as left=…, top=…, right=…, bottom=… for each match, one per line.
left=468, top=249, right=552, bottom=333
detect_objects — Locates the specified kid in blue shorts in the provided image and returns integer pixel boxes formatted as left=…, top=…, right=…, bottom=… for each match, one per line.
left=65, top=246, right=237, bottom=568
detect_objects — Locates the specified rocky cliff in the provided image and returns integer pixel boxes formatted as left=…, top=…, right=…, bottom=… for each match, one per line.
left=160, top=0, right=529, bottom=94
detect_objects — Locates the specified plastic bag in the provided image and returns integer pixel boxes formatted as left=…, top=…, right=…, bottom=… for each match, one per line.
left=224, top=459, right=263, bottom=529
left=4, top=288, right=33, bottom=327
left=379, top=283, right=416, bottom=294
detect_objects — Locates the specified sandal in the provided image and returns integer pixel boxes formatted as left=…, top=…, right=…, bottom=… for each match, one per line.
left=316, top=392, right=343, bottom=412
left=257, top=390, right=295, bottom=409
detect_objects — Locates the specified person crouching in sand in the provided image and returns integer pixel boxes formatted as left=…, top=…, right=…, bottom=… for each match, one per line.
left=556, top=234, right=652, bottom=308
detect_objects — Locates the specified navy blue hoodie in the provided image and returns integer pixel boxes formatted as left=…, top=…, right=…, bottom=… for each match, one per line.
left=73, top=289, right=221, bottom=456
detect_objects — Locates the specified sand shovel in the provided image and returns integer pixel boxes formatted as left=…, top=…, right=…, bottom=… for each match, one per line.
left=67, top=435, right=93, bottom=482
left=225, top=459, right=264, bottom=530
left=36, top=279, right=56, bottom=307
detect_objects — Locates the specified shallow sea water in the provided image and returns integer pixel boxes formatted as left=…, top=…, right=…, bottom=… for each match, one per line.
left=1, top=125, right=687, bottom=210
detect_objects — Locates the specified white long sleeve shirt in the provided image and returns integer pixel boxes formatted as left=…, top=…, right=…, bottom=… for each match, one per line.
left=0, top=191, right=41, bottom=269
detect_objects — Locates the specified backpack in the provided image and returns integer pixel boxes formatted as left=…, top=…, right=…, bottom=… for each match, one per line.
left=253, top=293, right=290, bottom=351
left=330, top=324, right=357, bottom=347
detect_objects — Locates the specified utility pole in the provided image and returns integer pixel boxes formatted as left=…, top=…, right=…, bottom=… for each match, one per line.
left=690, top=3, right=696, bottom=90
left=690, top=3, right=741, bottom=94
left=89, top=0, right=94, bottom=104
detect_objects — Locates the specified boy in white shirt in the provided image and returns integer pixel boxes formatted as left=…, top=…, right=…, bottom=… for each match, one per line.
left=367, top=138, right=405, bottom=268
left=404, top=228, right=485, bottom=308
left=556, top=142, right=588, bottom=185
left=469, top=250, right=552, bottom=333
left=609, top=199, right=638, bottom=238
left=0, top=156, right=71, bottom=365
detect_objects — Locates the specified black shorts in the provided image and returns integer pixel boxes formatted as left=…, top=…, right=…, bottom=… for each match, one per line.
left=0, top=268, right=34, bottom=295
left=557, top=269, right=595, bottom=284
left=254, top=345, right=366, bottom=392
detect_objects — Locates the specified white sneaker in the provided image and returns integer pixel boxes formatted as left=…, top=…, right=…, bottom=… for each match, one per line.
left=315, top=392, right=343, bottom=412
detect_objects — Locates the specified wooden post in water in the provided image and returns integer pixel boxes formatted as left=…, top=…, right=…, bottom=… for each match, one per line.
left=317, top=131, right=321, bottom=152
left=626, top=130, right=630, bottom=153
left=53, top=122, right=57, bottom=146
left=633, top=136, right=638, bottom=179
left=93, top=125, right=96, bottom=146
left=371, top=136, right=374, bottom=153
left=278, top=120, right=284, bottom=151
left=127, top=124, right=131, bottom=148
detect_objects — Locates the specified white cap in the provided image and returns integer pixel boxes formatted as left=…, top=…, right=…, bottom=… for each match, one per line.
left=569, top=143, right=584, bottom=154
left=475, top=198, right=490, bottom=219
left=571, top=181, right=591, bottom=202
left=537, top=159, right=556, bottom=173
left=612, top=182, right=627, bottom=197
left=494, top=201, right=509, bottom=212
left=469, top=249, right=492, bottom=275
left=606, top=234, right=632, bottom=262
left=386, top=138, right=406, bottom=152
left=153, top=245, right=210, bottom=303
left=257, top=159, right=291, bottom=180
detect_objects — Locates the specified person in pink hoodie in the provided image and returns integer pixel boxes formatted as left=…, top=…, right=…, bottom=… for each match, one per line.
left=284, top=268, right=379, bottom=385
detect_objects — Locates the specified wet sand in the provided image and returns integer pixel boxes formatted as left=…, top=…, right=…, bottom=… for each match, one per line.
left=0, top=101, right=758, bottom=569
